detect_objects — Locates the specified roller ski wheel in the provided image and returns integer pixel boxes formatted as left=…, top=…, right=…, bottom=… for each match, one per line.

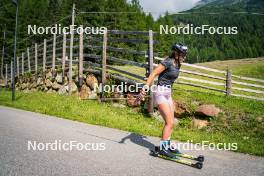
left=196, top=155, right=204, bottom=162
left=150, top=150, right=159, bottom=157
left=191, top=162, right=203, bottom=169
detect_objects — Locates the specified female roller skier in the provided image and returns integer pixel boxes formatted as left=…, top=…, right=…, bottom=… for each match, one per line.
left=140, top=43, right=188, bottom=158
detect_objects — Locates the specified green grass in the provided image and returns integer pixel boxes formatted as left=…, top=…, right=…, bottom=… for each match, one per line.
left=0, top=90, right=263, bottom=156
left=172, top=83, right=264, bottom=155
left=197, top=57, right=264, bottom=79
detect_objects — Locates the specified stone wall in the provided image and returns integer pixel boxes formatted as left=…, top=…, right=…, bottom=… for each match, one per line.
left=14, top=68, right=141, bottom=107
left=15, top=68, right=99, bottom=100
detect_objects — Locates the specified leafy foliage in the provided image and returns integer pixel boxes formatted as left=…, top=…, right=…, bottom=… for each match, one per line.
left=0, top=0, right=263, bottom=65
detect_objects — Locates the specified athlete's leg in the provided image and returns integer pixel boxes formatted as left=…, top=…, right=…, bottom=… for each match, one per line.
left=158, top=102, right=174, bottom=140
left=168, top=95, right=174, bottom=140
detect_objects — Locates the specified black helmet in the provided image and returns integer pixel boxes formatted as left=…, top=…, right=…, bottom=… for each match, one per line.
left=172, top=43, right=188, bottom=55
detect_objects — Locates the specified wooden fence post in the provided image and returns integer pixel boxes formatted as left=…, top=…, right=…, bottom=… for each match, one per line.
left=35, top=43, right=38, bottom=73
left=1, top=30, right=6, bottom=79
left=62, top=33, right=66, bottom=84
left=5, top=64, right=8, bottom=87
left=147, top=30, right=154, bottom=114
left=101, top=29, right=108, bottom=99
left=79, top=25, right=84, bottom=87
left=52, top=34, right=56, bottom=74
left=68, top=3, right=75, bottom=94
left=69, top=27, right=74, bottom=94
left=43, top=39, right=46, bottom=72
left=27, top=47, right=31, bottom=72
left=17, top=57, right=19, bottom=77
left=226, top=67, right=232, bottom=96
left=21, top=52, right=24, bottom=75
left=11, top=61, right=13, bottom=86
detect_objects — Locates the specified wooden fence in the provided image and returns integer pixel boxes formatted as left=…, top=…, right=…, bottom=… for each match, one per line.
left=2, top=29, right=264, bottom=114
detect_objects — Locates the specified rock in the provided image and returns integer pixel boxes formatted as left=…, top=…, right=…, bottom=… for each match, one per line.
left=27, top=83, right=32, bottom=90
left=173, top=101, right=189, bottom=118
left=52, top=81, right=61, bottom=90
left=46, top=71, right=52, bottom=79
left=66, top=82, right=78, bottom=93
left=26, top=77, right=31, bottom=83
left=89, top=90, right=98, bottom=99
left=17, top=78, right=21, bottom=84
left=47, top=89, right=53, bottom=93
left=64, top=76, right=68, bottom=83
left=21, top=83, right=27, bottom=90
left=112, top=103, right=126, bottom=108
left=71, top=82, right=78, bottom=93
left=38, top=72, right=43, bottom=77
left=31, top=82, right=37, bottom=88
left=22, top=77, right=27, bottom=83
left=58, top=86, right=67, bottom=95
left=196, top=104, right=221, bottom=117
left=31, top=76, right=36, bottom=82
left=256, top=116, right=264, bottom=123
left=26, top=83, right=31, bottom=89
left=79, top=84, right=91, bottom=99
left=55, top=73, right=63, bottom=83
left=38, top=85, right=46, bottom=91
left=23, top=88, right=31, bottom=93
left=127, top=92, right=141, bottom=107
left=86, top=74, right=98, bottom=90
left=44, top=86, right=49, bottom=92
left=31, top=88, right=37, bottom=92
left=37, top=77, right=43, bottom=86
left=45, top=79, right=52, bottom=88
left=37, top=86, right=42, bottom=91
left=192, top=119, right=209, bottom=129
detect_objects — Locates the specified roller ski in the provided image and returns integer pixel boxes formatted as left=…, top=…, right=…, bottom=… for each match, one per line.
left=168, top=147, right=204, bottom=162
left=166, top=140, right=204, bottom=162
left=150, top=146, right=203, bottom=169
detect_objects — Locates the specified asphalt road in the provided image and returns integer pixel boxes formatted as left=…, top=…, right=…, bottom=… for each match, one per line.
left=0, top=106, right=263, bottom=176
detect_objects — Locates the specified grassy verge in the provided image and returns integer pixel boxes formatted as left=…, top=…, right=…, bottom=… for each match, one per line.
left=0, top=89, right=263, bottom=156
left=172, top=84, right=264, bottom=156
left=197, top=57, right=264, bottom=79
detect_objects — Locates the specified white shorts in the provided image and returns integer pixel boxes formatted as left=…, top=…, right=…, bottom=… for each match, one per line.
left=153, top=85, right=173, bottom=106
